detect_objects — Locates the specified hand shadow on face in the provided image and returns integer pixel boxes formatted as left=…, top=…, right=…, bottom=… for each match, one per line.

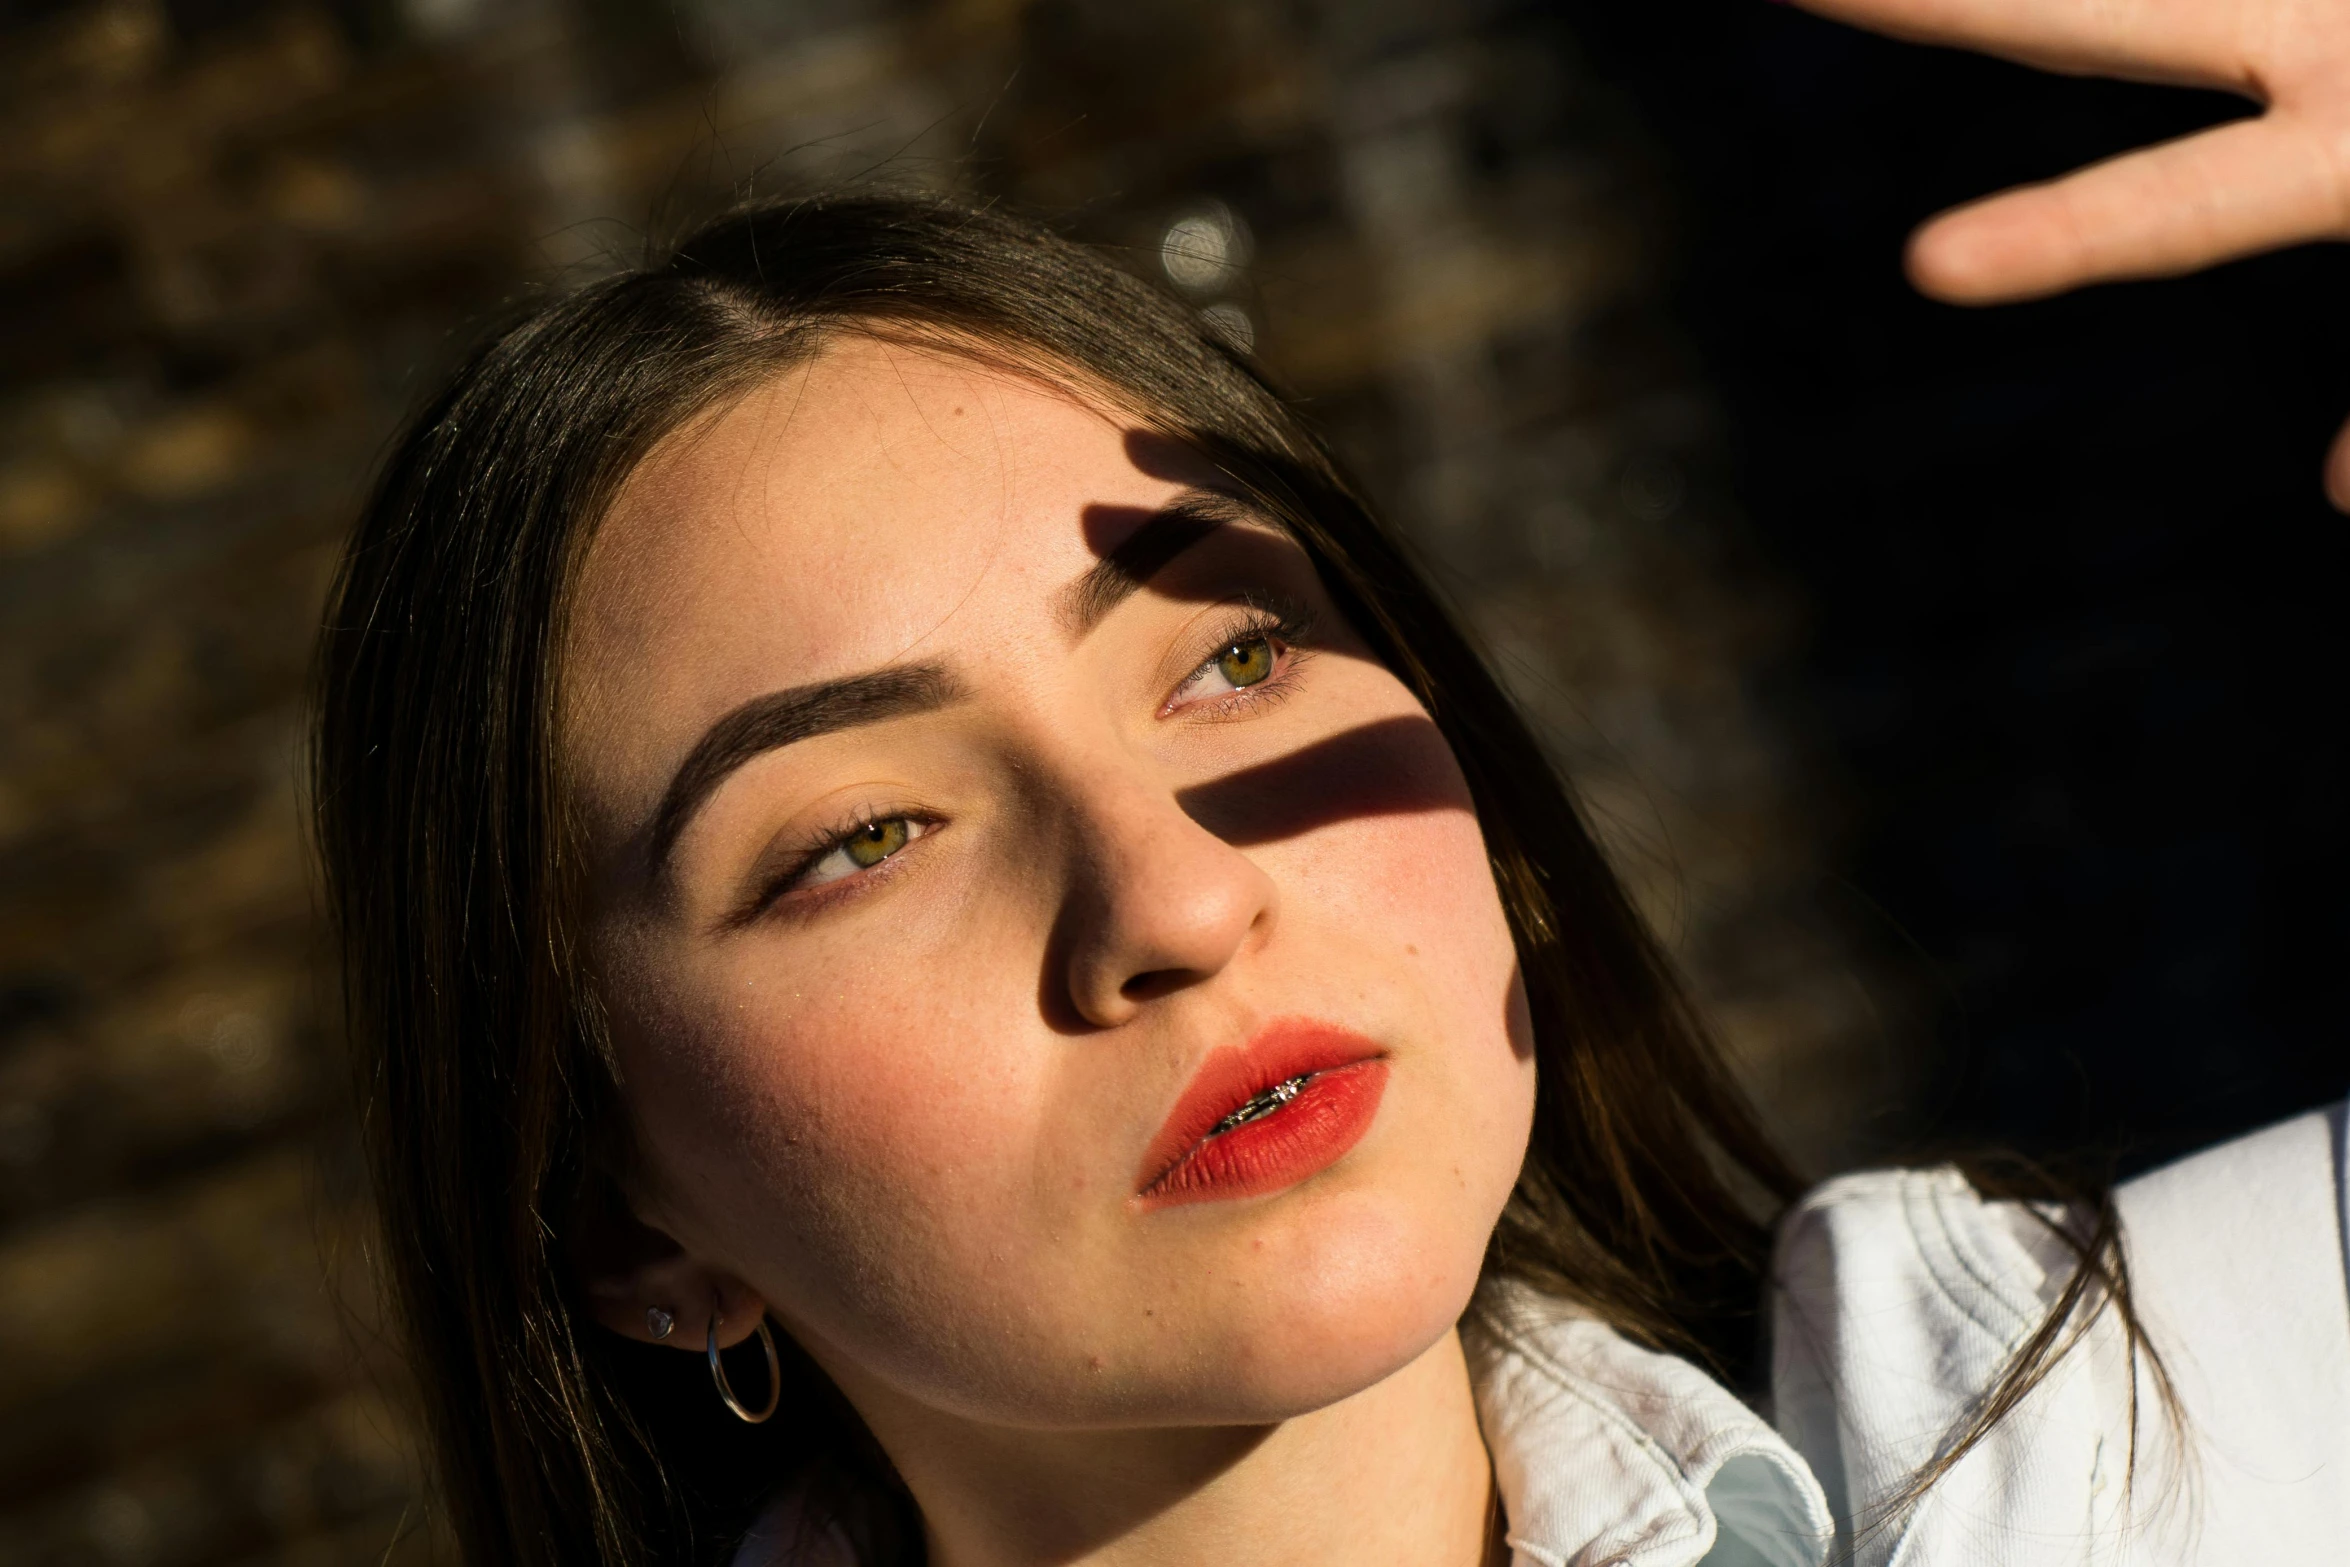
left=1041, top=430, right=1477, bottom=1030
left=1173, top=713, right=1466, bottom=846
left=1071, top=429, right=1313, bottom=615
left=1035, top=713, right=1475, bottom=1033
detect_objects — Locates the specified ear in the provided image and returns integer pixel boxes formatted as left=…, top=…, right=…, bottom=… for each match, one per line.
left=572, top=1186, right=770, bottom=1352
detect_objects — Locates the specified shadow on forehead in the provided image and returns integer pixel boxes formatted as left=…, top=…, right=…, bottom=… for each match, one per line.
left=1066, top=488, right=1288, bottom=636
left=1121, top=427, right=1220, bottom=486
left=1075, top=431, right=1249, bottom=553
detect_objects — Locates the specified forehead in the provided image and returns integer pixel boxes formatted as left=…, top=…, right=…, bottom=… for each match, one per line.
left=564, top=338, right=1208, bottom=807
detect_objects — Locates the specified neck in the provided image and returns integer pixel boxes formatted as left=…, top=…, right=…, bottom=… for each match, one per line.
left=839, top=1329, right=1502, bottom=1567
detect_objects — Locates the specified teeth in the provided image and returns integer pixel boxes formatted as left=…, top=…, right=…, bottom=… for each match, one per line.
left=1210, top=1074, right=1311, bottom=1138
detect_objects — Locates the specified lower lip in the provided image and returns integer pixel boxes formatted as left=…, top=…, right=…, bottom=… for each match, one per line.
left=1139, top=1057, right=1390, bottom=1208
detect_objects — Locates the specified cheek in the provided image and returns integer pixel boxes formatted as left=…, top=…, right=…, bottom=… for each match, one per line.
left=1300, top=800, right=1537, bottom=1235
left=1286, top=801, right=1523, bottom=1024
left=611, top=918, right=1060, bottom=1346
left=1256, top=805, right=1536, bottom=1235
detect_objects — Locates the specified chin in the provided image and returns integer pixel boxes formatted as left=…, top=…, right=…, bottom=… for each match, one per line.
left=1109, top=1178, right=1494, bottom=1428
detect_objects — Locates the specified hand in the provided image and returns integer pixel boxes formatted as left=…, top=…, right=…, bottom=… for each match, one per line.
left=1794, top=0, right=2350, bottom=507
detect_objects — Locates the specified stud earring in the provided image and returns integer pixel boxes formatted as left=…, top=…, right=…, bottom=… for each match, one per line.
left=646, top=1306, right=675, bottom=1341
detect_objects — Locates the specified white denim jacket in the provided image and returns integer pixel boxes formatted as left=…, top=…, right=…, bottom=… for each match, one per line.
left=742, top=1102, right=2350, bottom=1566
left=1484, top=1101, right=2350, bottom=1566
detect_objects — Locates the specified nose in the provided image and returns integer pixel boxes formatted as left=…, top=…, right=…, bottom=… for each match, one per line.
left=1051, top=766, right=1278, bottom=1030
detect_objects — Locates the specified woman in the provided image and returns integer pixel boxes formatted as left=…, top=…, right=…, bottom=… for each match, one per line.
left=310, top=7, right=2350, bottom=1565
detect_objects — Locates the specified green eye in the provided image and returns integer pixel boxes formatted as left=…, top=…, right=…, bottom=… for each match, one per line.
left=1214, top=636, right=1275, bottom=688
left=843, top=817, right=910, bottom=869
left=777, top=814, right=932, bottom=903
left=1167, top=618, right=1301, bottom=713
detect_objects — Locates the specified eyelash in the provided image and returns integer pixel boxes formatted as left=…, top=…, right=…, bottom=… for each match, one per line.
left=1163, top=595, right=1319, bottom=718
left=746, top=807, right=941, bottom=922
left=741, top=595, right=1320, bottom=924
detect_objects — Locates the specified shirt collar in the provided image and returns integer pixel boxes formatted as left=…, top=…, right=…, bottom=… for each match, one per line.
left=1473, top=1284, right=1832, bottom=1567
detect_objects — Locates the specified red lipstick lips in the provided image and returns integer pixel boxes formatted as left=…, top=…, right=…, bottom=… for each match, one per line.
left=1136, top=1020, right=1390, bottom=1207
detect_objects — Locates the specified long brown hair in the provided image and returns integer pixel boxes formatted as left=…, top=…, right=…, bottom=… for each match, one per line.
left=312, top=191, right=1824, bottom=1566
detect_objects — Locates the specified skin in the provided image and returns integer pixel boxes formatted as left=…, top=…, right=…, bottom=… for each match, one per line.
left=1792, top=0, right=2350, bottom=506
left=565, top=337, right=1536, bottom=1567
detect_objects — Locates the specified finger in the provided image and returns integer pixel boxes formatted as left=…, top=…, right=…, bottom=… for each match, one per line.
left=1906, top=113, right=2350, bottom=302
left=2325, top=413, right=2350, bottom=513
left=1790, top=0, right=2260, bottom=93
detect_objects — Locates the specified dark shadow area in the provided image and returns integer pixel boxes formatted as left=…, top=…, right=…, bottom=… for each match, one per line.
left=1552, top=0, right=2350, bottom=1170
left=1174, top=713, right=1466, bottom=847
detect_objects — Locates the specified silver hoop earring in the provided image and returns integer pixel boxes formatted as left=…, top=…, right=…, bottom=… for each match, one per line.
left=707, top=1314, right=781, bottom=1424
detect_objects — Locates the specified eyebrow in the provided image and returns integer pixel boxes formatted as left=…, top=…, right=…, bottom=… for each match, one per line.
left=1057, top=488, right=1257, bottom=638
left=647, top=664, right=964, bottom=874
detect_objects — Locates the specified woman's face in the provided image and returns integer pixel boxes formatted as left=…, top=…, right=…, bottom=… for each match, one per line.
left=565, top=337, right=1535, bottom=1431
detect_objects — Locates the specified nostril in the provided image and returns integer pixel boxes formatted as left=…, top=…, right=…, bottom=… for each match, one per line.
left=1119, top=968, right=1195, bottom=1002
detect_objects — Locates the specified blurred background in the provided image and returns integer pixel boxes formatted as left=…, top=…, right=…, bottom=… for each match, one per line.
left=0, top=0, right=2343, bottom=1560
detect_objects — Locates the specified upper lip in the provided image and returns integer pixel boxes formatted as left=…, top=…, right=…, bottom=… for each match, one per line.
left=1134, top=1019, right=1387, bottom=1194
